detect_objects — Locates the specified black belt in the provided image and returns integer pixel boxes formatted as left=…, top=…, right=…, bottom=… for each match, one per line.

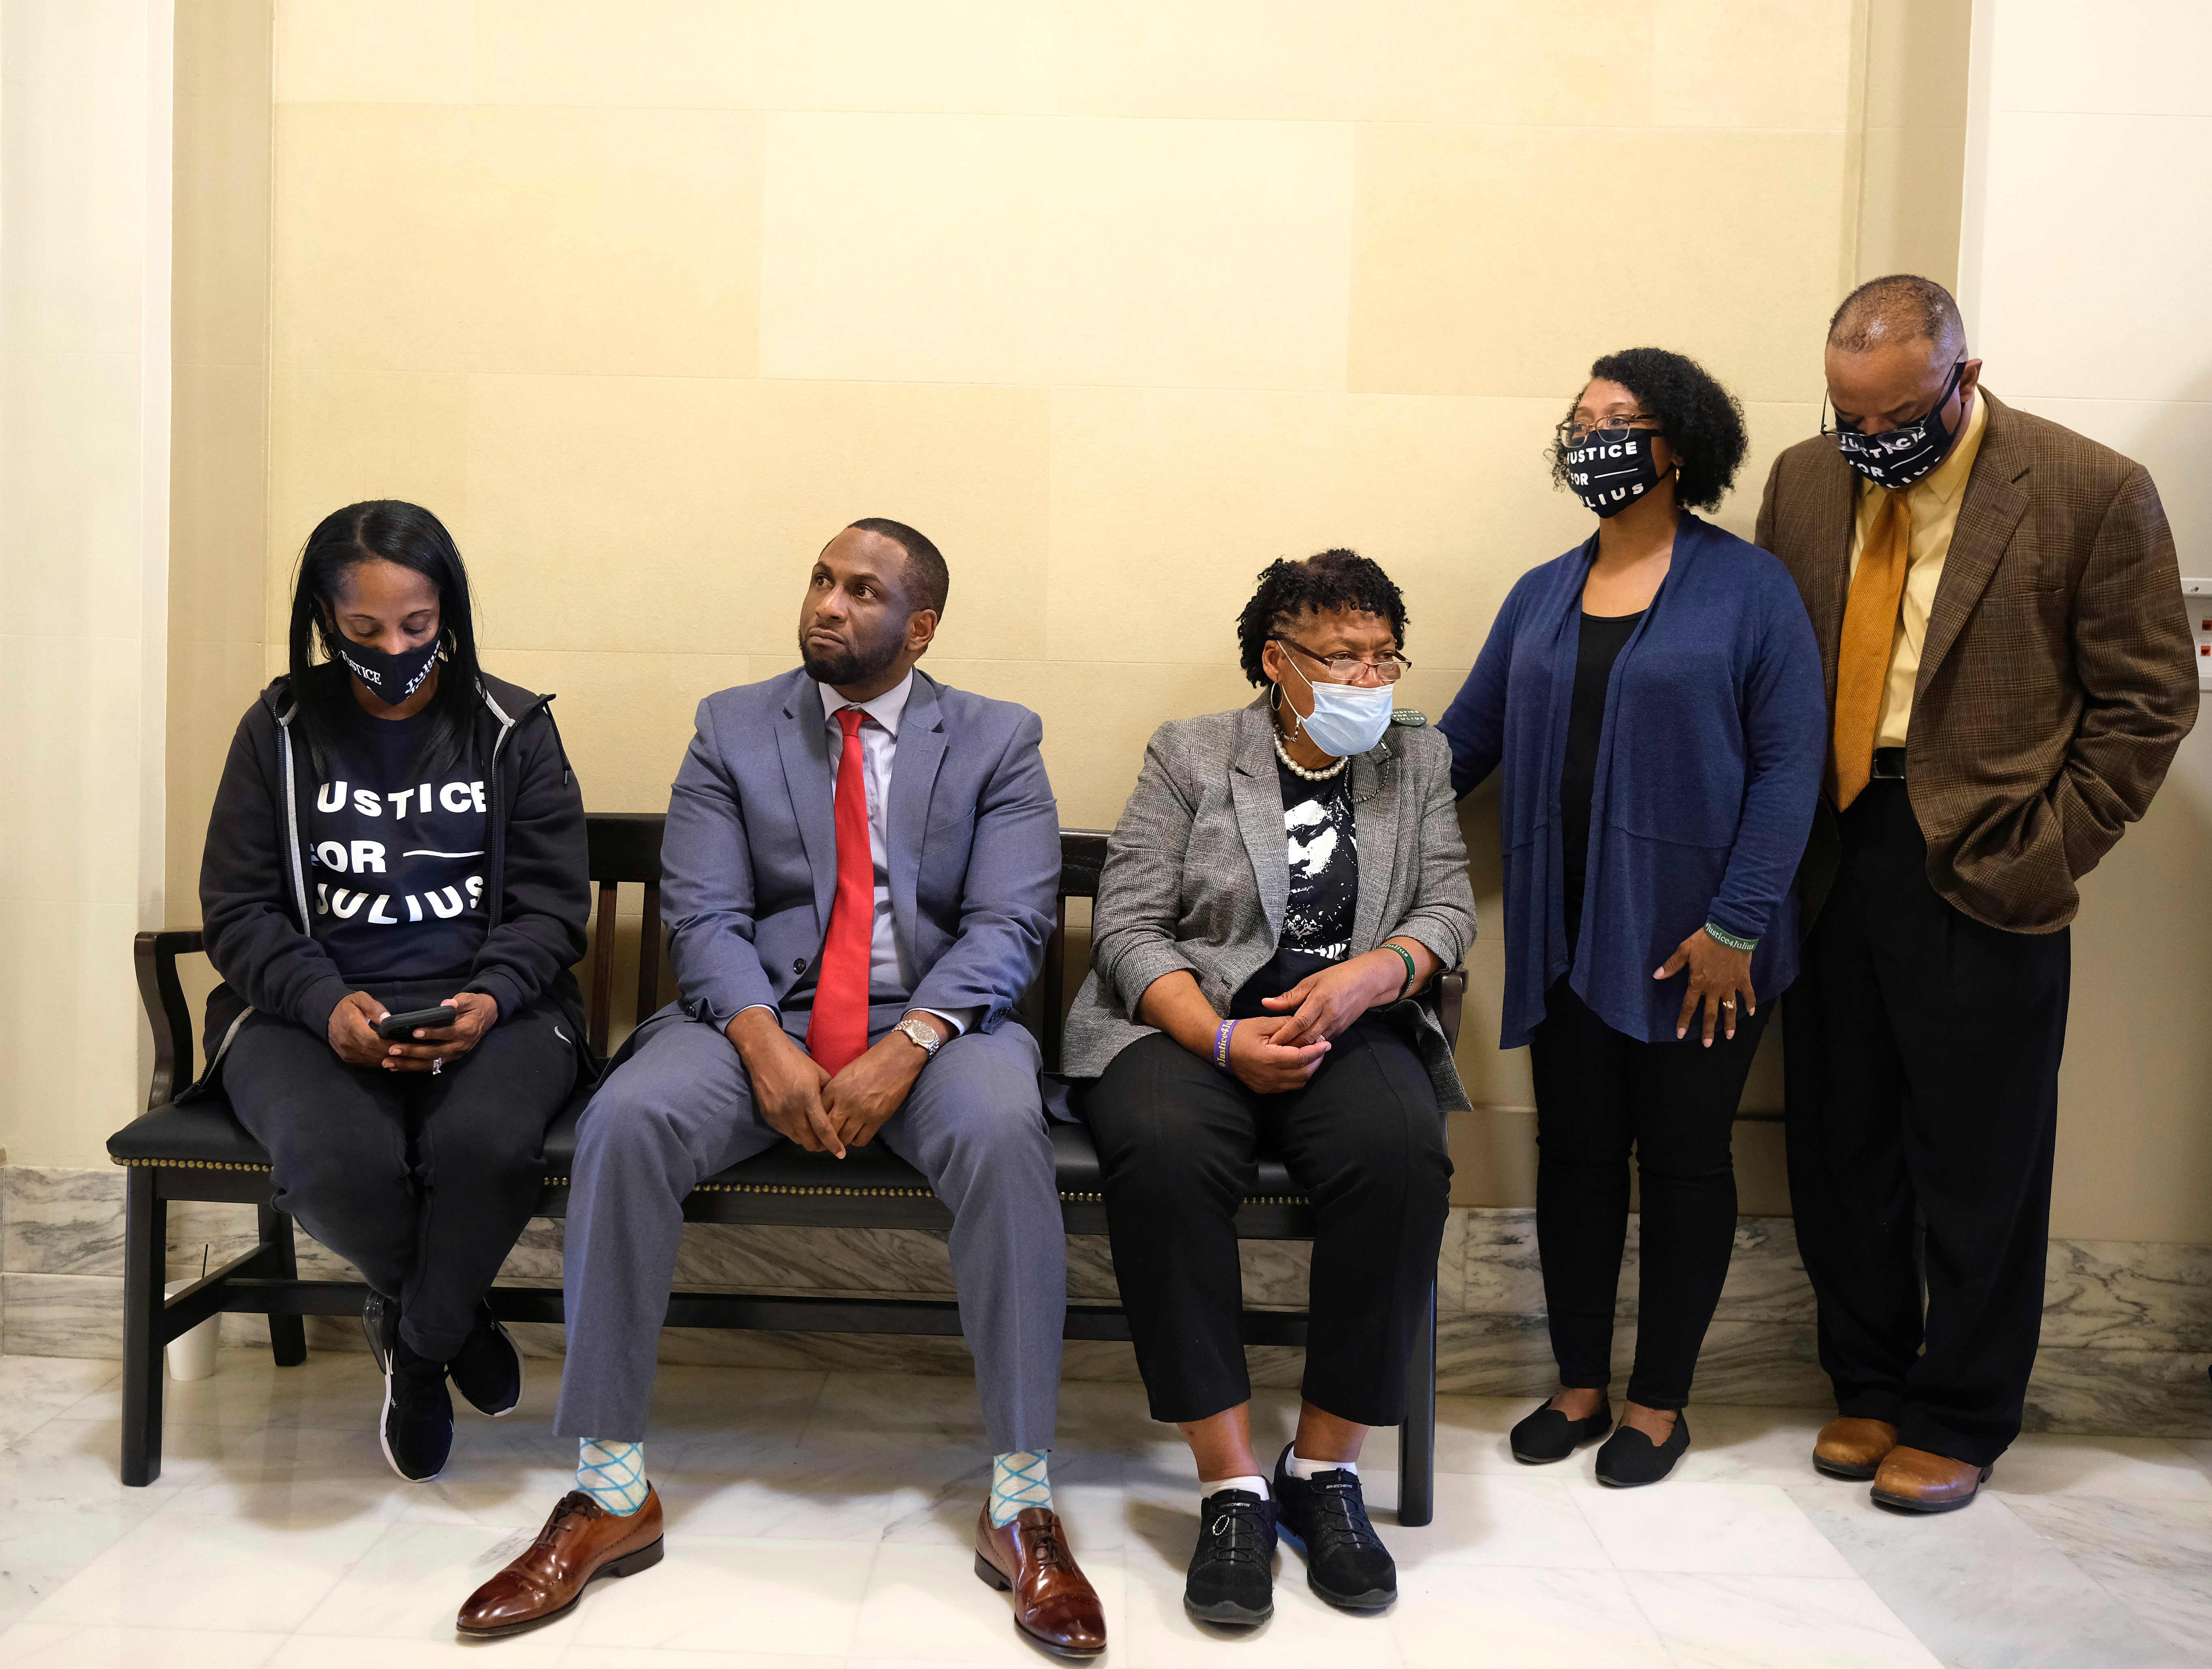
left=1869, top=747, right=1907, bottom=780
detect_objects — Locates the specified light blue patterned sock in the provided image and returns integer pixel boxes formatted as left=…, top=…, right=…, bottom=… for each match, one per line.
left=578, top=1438, right=648, bottom=1515
left=989, top=1450, right=1052, bottom=1527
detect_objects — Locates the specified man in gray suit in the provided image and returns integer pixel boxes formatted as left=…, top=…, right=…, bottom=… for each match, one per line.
left=458, top=520, right=1105, bottom=1656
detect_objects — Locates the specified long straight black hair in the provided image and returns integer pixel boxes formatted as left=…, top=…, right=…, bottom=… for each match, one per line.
left=286, top=500, right=484, bottom=776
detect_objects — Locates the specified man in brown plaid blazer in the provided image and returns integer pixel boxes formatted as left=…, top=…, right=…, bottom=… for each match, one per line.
left=1756, top=275, right=2196, bottom=1513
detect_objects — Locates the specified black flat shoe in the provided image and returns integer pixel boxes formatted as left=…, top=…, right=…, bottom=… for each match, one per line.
left=1271, top=1444, right=1395, bottom=1612
left=1510, top=1401, right=1613, bottom=1464
left=1595, top=1413, right=1690, bottom=1486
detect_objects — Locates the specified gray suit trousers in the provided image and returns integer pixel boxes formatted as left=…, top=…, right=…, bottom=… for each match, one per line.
left=552, top=1005, right=1064, bottom=1453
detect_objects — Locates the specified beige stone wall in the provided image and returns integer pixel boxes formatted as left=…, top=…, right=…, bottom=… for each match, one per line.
left=163, top=0, right=1866, bottom=1206
left=0, top=0, right=173, bottom=1169
left=1963, top=0, right=2212, bottom=1243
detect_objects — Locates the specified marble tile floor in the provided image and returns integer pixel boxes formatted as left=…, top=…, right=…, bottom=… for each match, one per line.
left=2, top=1352, right=2210, bottom=1667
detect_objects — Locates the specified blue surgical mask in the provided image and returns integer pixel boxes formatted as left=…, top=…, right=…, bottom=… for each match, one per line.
left=1285, top=659, right=1393, bottom=758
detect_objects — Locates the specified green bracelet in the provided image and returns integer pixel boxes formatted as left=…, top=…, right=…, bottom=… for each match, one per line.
left=1703, top=921, right=1758, bottom=953
left=1382, top=940, right=1419, bottom=999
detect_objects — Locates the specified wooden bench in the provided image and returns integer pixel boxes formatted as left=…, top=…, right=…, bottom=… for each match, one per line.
left=110, top=813, right=1462, bottom=1521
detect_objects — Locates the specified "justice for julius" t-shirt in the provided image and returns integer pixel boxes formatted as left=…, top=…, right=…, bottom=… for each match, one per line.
left=306, top=704, right=490, bottom=985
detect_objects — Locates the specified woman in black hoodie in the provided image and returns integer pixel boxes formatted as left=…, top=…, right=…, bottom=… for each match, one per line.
left=196, top=500, right=591, bottom=1482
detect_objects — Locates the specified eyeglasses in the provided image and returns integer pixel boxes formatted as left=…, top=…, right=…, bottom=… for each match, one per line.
left=1821, top=359, right=1965, bottom=437
left=1556, top=412, right=1661, bottom=447
left=1273, top=635, right=1410, bottom=685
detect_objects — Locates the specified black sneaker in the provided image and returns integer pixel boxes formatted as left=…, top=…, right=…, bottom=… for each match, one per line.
left=381, top=1338, right=454, bottom=1482
left=448, top=1300, right=525, bottom=1418
left=361, top=1291, right=398, bottom=1375
left=1271, top=1443, right=1395, bottom=1611
left=1184, top=1487, right=1276, bottom=1626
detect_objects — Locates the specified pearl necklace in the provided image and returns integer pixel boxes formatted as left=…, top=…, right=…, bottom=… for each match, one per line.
left=1273, top=728, right=1349, bottom=782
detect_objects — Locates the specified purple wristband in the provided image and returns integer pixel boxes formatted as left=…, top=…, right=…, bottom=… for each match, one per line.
left=1212, top=1017, right=1239, bottom=1072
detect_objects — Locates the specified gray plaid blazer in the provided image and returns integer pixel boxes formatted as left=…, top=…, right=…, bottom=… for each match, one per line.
left=1061, top=696, right=1478, bottom=1109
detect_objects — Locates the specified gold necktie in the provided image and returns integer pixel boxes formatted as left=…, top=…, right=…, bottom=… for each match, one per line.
left=1829, top=489, right=1910, bottom=810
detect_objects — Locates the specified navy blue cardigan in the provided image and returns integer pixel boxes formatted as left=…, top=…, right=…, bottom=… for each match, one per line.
left=1439, top=514, right=1825, bottom=1049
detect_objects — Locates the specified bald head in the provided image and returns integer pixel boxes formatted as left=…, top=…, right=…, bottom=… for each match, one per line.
left=1828, top=274, right=1967, bottom=361
left=1823, top=273, right=1981, bottom=439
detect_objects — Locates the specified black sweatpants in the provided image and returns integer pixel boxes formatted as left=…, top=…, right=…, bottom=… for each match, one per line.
left=1083, top=1018, right=1453, bottom=1428
left=223, top=977, right=578, bottom=1362
left=1783, top=780, right=2068, bottom=1467
left=1527, top=978, right=1769, bottom=1409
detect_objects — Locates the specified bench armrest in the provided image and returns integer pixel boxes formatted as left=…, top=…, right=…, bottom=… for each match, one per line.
left=1434, top=966, right=1466, bottom=1052
left=135, top=930, right=205, bottom=1113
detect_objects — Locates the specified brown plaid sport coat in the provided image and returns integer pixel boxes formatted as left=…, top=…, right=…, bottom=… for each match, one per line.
left=1755, top=391, right=2197, bottom=933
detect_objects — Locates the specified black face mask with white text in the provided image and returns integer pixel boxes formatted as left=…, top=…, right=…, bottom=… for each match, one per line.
left=335, top=633, right=443, bottom=708
left=1565, top=428, right=1672, bottom=518
left=1831, top=359, right=1967, bottom=490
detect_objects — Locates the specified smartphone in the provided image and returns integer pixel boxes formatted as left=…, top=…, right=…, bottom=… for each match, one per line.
left=376, top=1005, right=458, bottom=1042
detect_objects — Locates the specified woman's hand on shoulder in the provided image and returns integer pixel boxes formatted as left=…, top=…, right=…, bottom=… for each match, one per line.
left=378, top=990, right=501, bottom=1073
left=327, top=991, right=390, bottom=1066
left=1226, top=1016, right=1331, bottom=1094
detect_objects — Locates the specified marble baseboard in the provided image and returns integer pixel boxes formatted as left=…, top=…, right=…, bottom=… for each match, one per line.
left=5, top=1163, right=2209, bottom=1435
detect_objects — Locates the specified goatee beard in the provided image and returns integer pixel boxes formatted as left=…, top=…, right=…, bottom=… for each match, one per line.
left=800, top=636, right=899, bottom=689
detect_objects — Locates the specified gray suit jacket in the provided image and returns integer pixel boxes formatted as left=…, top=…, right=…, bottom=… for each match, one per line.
left=1062, top=698, right=1479, bottom=1109
left=661, top=666, right=1060, bottom=1036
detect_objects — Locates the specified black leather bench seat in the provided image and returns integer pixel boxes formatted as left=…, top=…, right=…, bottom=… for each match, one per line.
left=108, top=1091, right=1308, bottom=1203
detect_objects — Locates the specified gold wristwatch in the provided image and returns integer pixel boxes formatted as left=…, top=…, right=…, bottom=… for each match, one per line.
left=893, top=1012, right=946, bottom=1058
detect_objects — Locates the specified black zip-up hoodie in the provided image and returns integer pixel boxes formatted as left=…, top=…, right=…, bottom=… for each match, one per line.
left=187, top=667, right=594, bottom=1097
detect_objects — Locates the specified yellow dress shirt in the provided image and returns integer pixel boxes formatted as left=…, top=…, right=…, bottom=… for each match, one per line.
left=1846, top=390, right=1989, bottom=748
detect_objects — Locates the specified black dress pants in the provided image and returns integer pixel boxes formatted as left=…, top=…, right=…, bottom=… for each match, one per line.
left=1083, top=1018, right=1453, bottom=1428
left=1527, top=977, right=1769, bottom=1409
left=223, top=977, right=578, bottom=1362
left=1783, top=780, right=2068, bottom=1467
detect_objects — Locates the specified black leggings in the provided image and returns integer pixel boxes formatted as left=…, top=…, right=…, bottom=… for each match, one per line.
left=222, top=977, right=578, bottom=1361
left=1526, top=978, right=1768, bottom=1410
left=1083, top=1019, right=1453, bottom=1428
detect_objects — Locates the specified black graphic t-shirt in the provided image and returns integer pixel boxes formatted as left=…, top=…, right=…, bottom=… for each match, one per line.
left=1231, top=759, right=1360, bottom=1018
left=306, top=705, right=490, bottom=985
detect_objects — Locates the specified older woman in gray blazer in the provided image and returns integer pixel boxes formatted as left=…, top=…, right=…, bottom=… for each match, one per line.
left=1063, top=550, right=1475, bottom=1627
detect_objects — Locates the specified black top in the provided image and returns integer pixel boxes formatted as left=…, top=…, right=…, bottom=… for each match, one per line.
left=306, top=702, right=491, bottom=984
left=1231, top=758, right=1360, bottom=1018
left=1559, top=609, right=1644, bottom=945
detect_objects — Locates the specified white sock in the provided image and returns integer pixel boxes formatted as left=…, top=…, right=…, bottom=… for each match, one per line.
left=1202, top=1473, right=1269, bottom=1512
left=989, top=1450, right=1052, bottom=1527
left=1286, top=1452, right=1357, bottom=1480
left=578, top=1438, right=648, bottom=1515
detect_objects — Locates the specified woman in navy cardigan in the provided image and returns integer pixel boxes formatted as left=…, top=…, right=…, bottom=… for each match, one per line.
left=1440, top=348, right=1824, bottom=1485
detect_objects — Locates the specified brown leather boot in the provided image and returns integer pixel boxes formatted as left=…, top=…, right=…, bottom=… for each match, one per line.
left=974, top=1506, right=1106, bottom=1658
left=456, top=1487, right=665, bottom=1637
left=1870, top=1446, right=1993, bottom=1513
left=1813, top=1416, right=1900, bottom=1481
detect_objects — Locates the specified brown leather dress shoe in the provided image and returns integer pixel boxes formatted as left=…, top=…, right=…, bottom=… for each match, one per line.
left=456, top=1487, right=665, bottom=1637
left=974, top=1506, right=1106, bottom=1658
left=1870, top=1445, right=1993, bottom=1513
left=1813, top=1416, right=1900, bottom=1481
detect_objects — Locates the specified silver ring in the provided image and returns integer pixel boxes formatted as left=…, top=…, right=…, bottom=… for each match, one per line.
left=432, top=1057, right=443, bottom=1075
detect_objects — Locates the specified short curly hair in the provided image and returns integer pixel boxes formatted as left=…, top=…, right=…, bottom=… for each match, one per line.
left=1235, top=549, right=1408, bottom=687
left=1550, top=347, right=1748, bottom=512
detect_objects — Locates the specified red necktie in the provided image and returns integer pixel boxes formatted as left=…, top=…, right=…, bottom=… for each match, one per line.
left=806, top=707, right=873, bottom=1073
